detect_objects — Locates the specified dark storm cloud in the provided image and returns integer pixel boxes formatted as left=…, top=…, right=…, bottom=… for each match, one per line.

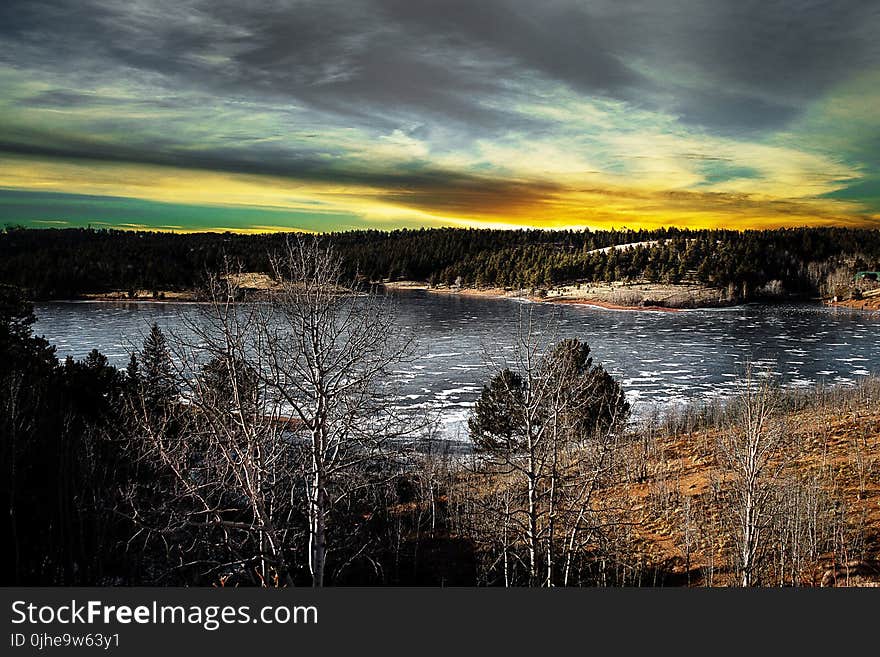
left=4, top=1, right=878, bottom=131
left=1, top=0, right=880, bottom=193
left=0, top=0, right=520, bottom=131
left=603, top=0, right=880, bottom=131
left=0, top=125, right=498, bottom=191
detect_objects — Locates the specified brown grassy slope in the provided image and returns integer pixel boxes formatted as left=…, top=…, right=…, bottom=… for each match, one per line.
left=828, top=297, right=880, bottom=311
left=441, top=380, right=880, bottom=586
left=605, top=391, right=880, bottom=586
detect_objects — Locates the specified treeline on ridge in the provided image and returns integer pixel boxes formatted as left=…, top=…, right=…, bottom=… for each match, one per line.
left=1, top=225, right=879, bottom=301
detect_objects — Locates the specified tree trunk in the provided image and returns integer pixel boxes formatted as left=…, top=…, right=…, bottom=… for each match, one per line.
left=309, top=441, right=327, bottom=587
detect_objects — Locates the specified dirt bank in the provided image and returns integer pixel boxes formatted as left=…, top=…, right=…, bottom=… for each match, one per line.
left=383, top=280, right=729, bottom=310
left=80, top=290, right=197, bottom=302
left=826, top=296, right=880, bottom=311
left=543, top=281, right=729, bottom=309
left=552, top=298, right=682, bottom=312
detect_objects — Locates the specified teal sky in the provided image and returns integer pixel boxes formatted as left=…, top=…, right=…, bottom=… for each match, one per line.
left=0, top=190, right=372, bottom=233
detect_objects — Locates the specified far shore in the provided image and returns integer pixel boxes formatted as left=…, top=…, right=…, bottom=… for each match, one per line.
left=381, top=279, right=880, bottom=313
left=46, top=284, right=693, bottom=311
left=78, top=290, right=200, bottom=302
left=33, top=277, right=878, bottom=313
left=826, top=295, right=880, bottom=312
left=381, top=280, right=731, bottom=311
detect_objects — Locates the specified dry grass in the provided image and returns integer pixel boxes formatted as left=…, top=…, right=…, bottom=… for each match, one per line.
left=222, top=271, right=281, bottom=291
left=607, top=381, right=880, bottom=586
left=545, top=281, right=727, bottom=309
left=448, top=378, right=880, bottom=586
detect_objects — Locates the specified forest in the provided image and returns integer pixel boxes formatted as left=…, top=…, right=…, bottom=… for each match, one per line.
left=2, top=239, right=878, bottom=587
left=2, top=225, right=879, bottom=302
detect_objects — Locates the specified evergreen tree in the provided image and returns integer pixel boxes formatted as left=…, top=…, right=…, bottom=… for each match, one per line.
left=1, top=285, right=133, bottom=584
left=125, top=353, right=139, bottom=382
left=543, top=338, right=630, bottom=437
left=468, top=368, right=526, bottom=451
left=139, top=323, right=176, bottom=410
left=469, top=338, right=630, bottom=453
left=200, top=355, right=259, bottom=419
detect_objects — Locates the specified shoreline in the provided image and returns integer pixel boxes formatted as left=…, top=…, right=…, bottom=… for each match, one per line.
left=382, top=281, right=725, bottom=312
left=31, top=281, right=878, bottom=314
left=34, top=288, right=691, bottom=312
left=382, top=280, right=880, bottom=313
left=826, top=297, right=880, bottom=312
left=552, top=298, right=683, bottom=312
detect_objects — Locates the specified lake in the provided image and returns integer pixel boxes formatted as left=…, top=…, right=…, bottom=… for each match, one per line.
left=34, top=292, right=880, bottom=441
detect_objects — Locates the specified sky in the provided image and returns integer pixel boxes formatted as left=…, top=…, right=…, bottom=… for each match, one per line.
left=2, top=0, right=880, bottom=233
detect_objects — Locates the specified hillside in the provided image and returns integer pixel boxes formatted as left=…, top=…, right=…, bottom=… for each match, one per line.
left=2, top=226, right=879, bottom=306
left=610, top=392, right=880, bottom=586
left=442, top=378, right=880, bottom=586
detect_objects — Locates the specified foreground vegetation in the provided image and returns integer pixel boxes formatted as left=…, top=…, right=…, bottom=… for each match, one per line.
left=2, top=239, right=878, bottom=586
left=2, top=225, right=879, bottom=305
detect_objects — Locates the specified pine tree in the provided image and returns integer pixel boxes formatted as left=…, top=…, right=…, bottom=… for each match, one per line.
left=125, top=353, right=139, bottom=382
left=469, top=338, right=630, bottom=453
left=543, top=338, right=629, bottom=437
left=468, top=368, right=526, bottom=451
left=200, top=355, right=259, bottom=419
left=85, top=348, right=108, bottom=370
left=140, top=323, right=175, bottom=410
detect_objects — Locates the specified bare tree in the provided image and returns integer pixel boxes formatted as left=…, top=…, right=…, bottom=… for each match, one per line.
left=123, top=272, right=298, bottom=585
left=256, top=238, right=416, bottom=586
left=465, top=309, right=630, bottom=586
left=716, top=367, right=787, bottom=586
left=124, top=242, right=416, bottom=586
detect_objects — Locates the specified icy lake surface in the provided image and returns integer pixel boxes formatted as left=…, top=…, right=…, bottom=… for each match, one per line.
left=34, top=291, right=880, bottom=441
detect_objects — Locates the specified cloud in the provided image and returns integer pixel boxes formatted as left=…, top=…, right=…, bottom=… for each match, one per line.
left=6, top=1, right=878, bottom=130
left=0, top=1, right=879, bottom=230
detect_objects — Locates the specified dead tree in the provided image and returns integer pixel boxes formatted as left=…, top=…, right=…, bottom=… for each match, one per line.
left=124, top=243, right=415, bottom=586
left=716, top=367, right=787, bottom=586
left=256, top=237, right=416, bottom=586
left=124, top=272, right=299, bottom=585
left=467, top=309, right=629, bottom=586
